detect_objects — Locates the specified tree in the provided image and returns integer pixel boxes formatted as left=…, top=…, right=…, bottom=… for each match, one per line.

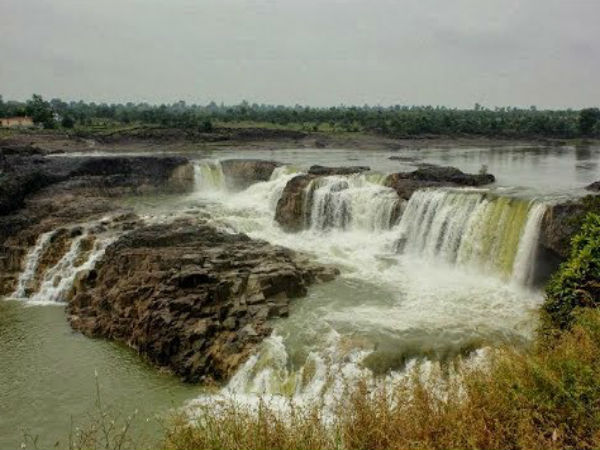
left=25, top=94, right=55, bottom=128
left=61, top=115, right=75, bottom=128
left=579, top=108, right=600, bottom=135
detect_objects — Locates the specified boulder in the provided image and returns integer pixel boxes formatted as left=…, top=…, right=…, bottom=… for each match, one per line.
left=274, top=175, right=315, bottom=232
left=384, top=165, right=495, bottom=200
left=67, top=219, right=338, bottom=383
left=586, top=181, right=600, bottom=192
left=220, top=159, right=281, bottom=190
left=307, top=165, right=370, bottom=176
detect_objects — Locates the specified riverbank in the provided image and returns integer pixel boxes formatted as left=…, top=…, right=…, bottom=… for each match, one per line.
left=2, top=124, right=598, bottom=155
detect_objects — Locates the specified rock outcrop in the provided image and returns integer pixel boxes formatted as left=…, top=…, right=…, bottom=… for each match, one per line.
left=540, top=195, right=600, bottom=260
left=384, top=165, right=495, bottom=200
left=0, top=147, right=194, bottom=294
left=586, top=181, right=600, bottom=192
left=275, top=175, right=314, bottom=232
left=307, top=165, right=370, bottom=176
left=67, top=220, right=338, bottom=383
left=220, top=159, right=281, bottom=190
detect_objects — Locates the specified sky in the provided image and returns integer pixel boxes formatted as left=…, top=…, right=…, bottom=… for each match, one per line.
left=1, top=0, right=599, bottom=108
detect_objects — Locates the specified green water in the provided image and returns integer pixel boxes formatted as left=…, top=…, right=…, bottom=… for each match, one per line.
left=0, top=300, right=201, bottom=449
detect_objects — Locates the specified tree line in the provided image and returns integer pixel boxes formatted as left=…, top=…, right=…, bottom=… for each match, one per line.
left=1, top=94, right=599, bottom=138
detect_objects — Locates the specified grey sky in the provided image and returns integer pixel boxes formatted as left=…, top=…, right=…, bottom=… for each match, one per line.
left=1, top=0, right=599, bottom=108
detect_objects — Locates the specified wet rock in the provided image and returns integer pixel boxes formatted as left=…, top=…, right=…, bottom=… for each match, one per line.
left=384, top=165, right=495, bottom=200
left=0, top=150, right=190, bottom=294
left=586, top=181, right=600, bottom=192
left=274, top=174, right=314, bottom=232
left=67, top=219, right=338, bottom=383
left=540, top=195, right=600, bottom=259
left=220, top=159, right=281, bottom=190
left=307, top=165, right=370, bottom=176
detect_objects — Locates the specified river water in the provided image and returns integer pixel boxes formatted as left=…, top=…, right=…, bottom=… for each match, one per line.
left=1, top=144, right=599, bottom=447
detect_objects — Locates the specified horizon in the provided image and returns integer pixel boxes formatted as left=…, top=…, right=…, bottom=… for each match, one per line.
left=0, top=94, right=590, bottom=112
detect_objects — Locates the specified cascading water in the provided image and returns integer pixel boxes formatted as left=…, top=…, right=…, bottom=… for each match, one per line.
left=11, top=230, right=57, bottom=299
left=512, top=202, right=547, bottom=286
left=193, top=160, right=226, bottom=192
left=12, top=226, right=115, bottom=304
left=396, top=189, right=546, bottom=282
left=305, top=174, right=403, bottom=231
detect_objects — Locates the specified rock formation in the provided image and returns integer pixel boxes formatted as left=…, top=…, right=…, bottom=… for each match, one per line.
left=307, top=165, right=370, bottom=176
left=67, top=220, right=338, bottom=382
left=275, top=175, right=315, bottom=232
left=0, top=146, right=193, bottom=294
left=384, top=165, right=495, bottom=200
left=220, top=159, right=281, bottom=190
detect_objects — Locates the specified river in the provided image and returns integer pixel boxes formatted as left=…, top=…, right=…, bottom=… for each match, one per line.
left=1, top=144, right=599, bottom=448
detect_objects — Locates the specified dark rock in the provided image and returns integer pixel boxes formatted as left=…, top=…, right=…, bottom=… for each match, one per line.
left=220, top=159, right=281, bottom=190
left=67, top=219, right=338, bottom=383
left=540, top=195, right=600, bottom=260
left=308, top=165, right=370, bottom=176
left=384, top=165, right=495, bottom=200
left=586, top=181, right=600, bottom=192
left=274, top=174, right=315, bottom=232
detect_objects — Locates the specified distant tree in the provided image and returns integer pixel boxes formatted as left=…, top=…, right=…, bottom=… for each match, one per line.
left=579, top=108, right=600, bottom=135
left=200, top=119, right=213, bottom=132
left=61, top=115, right=75, bottom=128
left=25, top=94, right=55, bottom=128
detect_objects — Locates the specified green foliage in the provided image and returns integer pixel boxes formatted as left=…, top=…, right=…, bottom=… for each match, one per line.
left=25, top=94, right=56, bottom=128
left=579, top=108, right=600, bottom=135
left=544, top=213, right=600, bottom=329
left=1, top=94, right=599, bottom=138
left=61, top=115, right=76, bottom=129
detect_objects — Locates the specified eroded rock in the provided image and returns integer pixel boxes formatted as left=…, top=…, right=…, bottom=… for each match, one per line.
left=220, top=159, right=281, bottom=190
left=384, top=165, right=495, bottom=200
left=67, top=219, right=338, bottom=383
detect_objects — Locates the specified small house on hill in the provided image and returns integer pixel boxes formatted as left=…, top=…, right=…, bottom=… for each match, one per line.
left=0, top=116, right=34, bottom=128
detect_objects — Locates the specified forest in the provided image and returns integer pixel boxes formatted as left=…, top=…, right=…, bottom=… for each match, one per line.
left=1, top=94, right=600, bottom=139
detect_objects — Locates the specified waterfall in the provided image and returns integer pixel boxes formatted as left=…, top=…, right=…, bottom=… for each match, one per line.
left=12, top=227, right=114, bottom=304
left=193, top=160, right=226, bottom=192
left=11, top=230, right=57, bottom=298
left=396, top=189, right=545, bottom=283
left=511, top=202, right=547, bottom=285
left=305, top=174, right=403, bottom=231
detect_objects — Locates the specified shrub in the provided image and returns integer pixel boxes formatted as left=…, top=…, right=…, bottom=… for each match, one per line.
left=544, top=213, right=600, bottom=329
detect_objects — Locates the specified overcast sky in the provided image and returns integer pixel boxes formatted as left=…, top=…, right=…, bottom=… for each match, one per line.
left=1, top=0, right=599, bottom=108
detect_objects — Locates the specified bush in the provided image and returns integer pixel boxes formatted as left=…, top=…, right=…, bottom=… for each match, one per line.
left=544, top=213, right=600, bottom=329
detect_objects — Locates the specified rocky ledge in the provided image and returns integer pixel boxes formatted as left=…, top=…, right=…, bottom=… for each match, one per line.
left=220, top=159, right=281, bottom=190
left=0, top=146, right=194, bottom=294
left=67, top=219, right=338, bottom=383
left=384, top=165, right=495, bottom=200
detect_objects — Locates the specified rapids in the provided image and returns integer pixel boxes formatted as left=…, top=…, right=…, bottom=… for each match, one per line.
left=182, top=159, right=545, bottom=410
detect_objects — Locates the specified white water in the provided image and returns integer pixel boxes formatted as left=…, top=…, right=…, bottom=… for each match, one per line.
left=184, top=160, right=547, bottom=412
left=396, top=190, right=547, bottom=282
left=9, top=159, right=549, bottom=414
left=306, top=175, right=403, bottom=231
left=11, top=230, right=57, bottom=299
left=12, top=225, right=115, bottom=305
left=512, top=202, right=548, bottom=286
